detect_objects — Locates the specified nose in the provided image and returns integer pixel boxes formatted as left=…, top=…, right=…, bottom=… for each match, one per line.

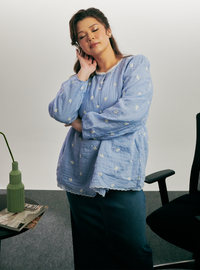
left=87, top=33, right=94, bottom=42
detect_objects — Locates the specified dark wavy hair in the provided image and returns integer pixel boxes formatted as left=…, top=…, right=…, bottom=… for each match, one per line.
left=69, top=7, right=124, bottom=77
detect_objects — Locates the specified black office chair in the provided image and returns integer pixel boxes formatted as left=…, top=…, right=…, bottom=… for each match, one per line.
left=145, top=113, right=200, bottom=269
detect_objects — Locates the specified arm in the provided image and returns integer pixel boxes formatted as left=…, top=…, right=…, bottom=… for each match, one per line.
left=48, top=50, right=97, bottom=124
left=82, top=55, right=153, bottom=140
left=48, top=76, right=88, bottom=124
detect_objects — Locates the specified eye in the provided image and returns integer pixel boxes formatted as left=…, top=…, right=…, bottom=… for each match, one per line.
left=92, top=28, right=98, bottom=32
left=79, top=35, right=86, bottom=40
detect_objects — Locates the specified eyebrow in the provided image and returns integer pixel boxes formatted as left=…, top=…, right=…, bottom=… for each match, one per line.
left=77, top=23, right=99, bottom=35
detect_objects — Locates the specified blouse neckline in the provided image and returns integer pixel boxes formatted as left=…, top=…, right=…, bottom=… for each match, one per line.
left=96, top=59, right=123, bottom=75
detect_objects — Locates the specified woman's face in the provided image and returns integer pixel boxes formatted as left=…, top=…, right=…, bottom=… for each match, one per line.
left=76, top=17, right=112, bottom=57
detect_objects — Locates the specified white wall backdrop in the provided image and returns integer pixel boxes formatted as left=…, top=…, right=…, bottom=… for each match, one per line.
left=1, top=0, right=200, bottom=191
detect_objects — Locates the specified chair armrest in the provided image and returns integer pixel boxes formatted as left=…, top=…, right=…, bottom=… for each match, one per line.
left=145, top=169, right=175, bottom=205
left=145, top=169, right=175, bottom=184
left=196, top=216, right=200, bottom=222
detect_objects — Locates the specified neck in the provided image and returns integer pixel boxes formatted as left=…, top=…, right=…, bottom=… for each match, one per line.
left=94, top=46, right=120, bottom=73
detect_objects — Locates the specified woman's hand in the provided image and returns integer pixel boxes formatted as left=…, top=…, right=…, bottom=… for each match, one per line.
left=76, top=49, right=97, bottom=81
left=65, top=118, right=82, bottom=133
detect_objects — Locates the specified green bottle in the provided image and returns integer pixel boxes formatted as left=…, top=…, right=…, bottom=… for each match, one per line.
left=7, top=161, right=25, bottom=213
left=1, top=132, right=25, bottom=213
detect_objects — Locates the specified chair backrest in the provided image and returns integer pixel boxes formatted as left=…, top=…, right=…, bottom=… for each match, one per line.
left=189, top=113, right=200, bottom=194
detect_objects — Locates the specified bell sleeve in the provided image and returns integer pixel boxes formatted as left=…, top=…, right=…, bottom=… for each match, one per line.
left=81, top=55, right=153, bottom=140
left=48, top=75, right=88, bottom=124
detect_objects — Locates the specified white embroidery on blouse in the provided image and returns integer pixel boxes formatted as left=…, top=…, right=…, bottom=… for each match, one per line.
left=69, top=178, right=72, bottom=182
left=91, top=96, right=94, bottom=100
left=98, top=87, right=101, bottom=90
left=54, top=109, right=58, bottom=112
left=114, top=110, right=118, bottom=114
left=72, top=81, right=75, bottom=83
left=79, top=137, right=82, bottom=140
left=81, top=86, right=84, bottom=90
left=115, top=166, right=118, bottom=170
left=93, top=147, right=97, bottom=150
left=130, top=63, right=133, bottom=67
left=138, top=93, right=141, bottom=96
left=104, top=97, right=107, bottom=101
left=96, top=105, right=100, bottom=108
left=68, top=117, right=71, bottom=121
left=127, top=177, right=131, bottom=180
left=146, top=67, right=148, bottom=71
left=143, top=133, right=146, bottom=136
left=130, top=160, right=133, bottom=163
left=57, top=164, right=60, bottom=167
left=149, top=83, right=151, bottom=87
left=72, top=144, right=74, bottom=147
left=111, top=184, right=115, bottom=187
left=89, top=82, right=91, bottom=85
left=138, top=177, right=140, bottom=180
left=116, top=148, right=120, bottom=152
left=136, top=75, right=140, bottom=80
left=100, top=81, right=104, bottom=84
left=100, top=111, right=102, bottom=113
left=111, top=133, right=114, bottom=135
left=105, top=119, right=109, bottom=122
left=80, top=172, right=82, bottom=175
left=91, top=130, right=95, bottom=134
left=114, top=83, right=117, bottom=86
left=100, top=154, right=104, bottom=157
left=80, top=189, right=83, bottom=192
left=98, top=173, right=102, bottom=176
left=80, top=154, right=81, bottom=158
left=69, top=99, right=72, bottom=103
left=124, top=122, right=129, bottom=125
left=70, top=161, right=74, bottom=164
left=135, top=105, right=139, bottom=110
left=148, top=101, right=150, bottom=104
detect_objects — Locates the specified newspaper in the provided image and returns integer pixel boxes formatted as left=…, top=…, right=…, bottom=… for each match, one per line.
left=0, top=203, right=48, bottom=231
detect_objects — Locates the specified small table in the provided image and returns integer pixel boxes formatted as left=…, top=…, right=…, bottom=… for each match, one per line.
left=0, top=195, right=38, bottom=251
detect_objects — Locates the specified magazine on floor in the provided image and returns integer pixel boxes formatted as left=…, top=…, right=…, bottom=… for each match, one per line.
left=0, top=203, right=48, bottom=232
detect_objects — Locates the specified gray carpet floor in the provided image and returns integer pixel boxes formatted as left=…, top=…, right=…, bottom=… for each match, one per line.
left=0, top=190, right=192, bottom=270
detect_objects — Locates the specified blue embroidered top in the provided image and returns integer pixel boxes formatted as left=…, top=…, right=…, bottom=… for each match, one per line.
left=49, top=54, right=153, bottom=197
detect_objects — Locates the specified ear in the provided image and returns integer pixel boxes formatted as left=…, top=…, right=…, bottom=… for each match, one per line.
left=106, top=28, right=112, bottom=37
left=75, top=42, right=84, bottom=53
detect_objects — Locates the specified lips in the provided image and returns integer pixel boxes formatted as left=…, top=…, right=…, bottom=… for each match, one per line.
left=90, top=42, right=99, bottom=48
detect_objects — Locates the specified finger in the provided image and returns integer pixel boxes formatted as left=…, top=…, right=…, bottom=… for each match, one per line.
left=84, top=52, right=88, bottom=59
left=93, top=59, right=97, bottom=66
left=84, top=53, right=90, bottom=60
left=81, top=50, right=85, bottom=57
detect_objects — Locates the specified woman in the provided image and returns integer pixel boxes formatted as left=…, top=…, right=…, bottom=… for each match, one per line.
left=49, top=7, right=153, bottom=270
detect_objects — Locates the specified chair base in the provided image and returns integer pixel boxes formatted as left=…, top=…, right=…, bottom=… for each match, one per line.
left=154, top=259, right=195, bottom=269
